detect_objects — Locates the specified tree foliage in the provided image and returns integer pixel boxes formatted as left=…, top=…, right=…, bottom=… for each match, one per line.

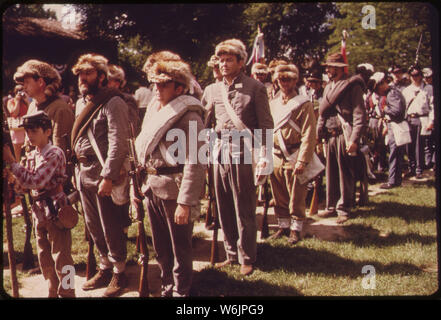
left=3, top=3, right=56, bottom=20
left=327, top=2, right=434, bottom=74
left=72, top=3, right=335, bottom=87
left=243, top=3, right=338, bottom=67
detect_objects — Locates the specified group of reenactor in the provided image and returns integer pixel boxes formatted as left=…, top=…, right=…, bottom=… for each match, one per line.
left=3, top=36, right=435, bottom=298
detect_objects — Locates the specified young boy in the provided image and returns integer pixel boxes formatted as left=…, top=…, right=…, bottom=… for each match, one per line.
left=3, top=111, right=76, bottom=298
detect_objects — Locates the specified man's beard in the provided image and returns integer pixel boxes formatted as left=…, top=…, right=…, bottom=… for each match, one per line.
left=79, top=76, right=100, bottom=96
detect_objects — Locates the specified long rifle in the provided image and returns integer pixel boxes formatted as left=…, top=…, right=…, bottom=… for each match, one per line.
left=414, top=32, right=423, bottom=66
left=3, top=125, right=19, bottom=297
left=128, top=123, right=149, bottom=297
left=21, top=194, right=35, bottom=270
left=260, top=179, right=270, bottom=239
left=207, top=164, right=219, bottom=265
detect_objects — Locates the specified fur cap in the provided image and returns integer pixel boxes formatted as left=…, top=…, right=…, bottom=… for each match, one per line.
left=273, top=64, right=299, bottom=81
left=215, top=39, right=247, bottom=62
left=142, top=51, right=182, bottom=74
left=72, top=53, right=109, bottom=76
left=108, top=64, right=126, bottom=88
left=14, top=59, right=61, bottom=97
left=148, top=59, right=193, bottom=91
left=251, top=63, right=269, bottom=75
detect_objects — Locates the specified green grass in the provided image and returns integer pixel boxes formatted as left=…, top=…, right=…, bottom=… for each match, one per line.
left=3, top=176, right=439, bottom=297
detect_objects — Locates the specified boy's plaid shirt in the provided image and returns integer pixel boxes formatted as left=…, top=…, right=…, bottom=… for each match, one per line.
left=11, top=142, right=68, bottom=221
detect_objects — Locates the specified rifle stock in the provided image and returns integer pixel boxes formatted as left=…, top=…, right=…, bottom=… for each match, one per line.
left=128, top=123, right=149, bottom=297
left=309, top=177, right=319, bottom=216
left=260, top=180, right=270, bottom=239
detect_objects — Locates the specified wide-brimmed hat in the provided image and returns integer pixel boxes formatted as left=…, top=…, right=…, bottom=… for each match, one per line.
left=322, top=53, right=348, bottom=67
left=215, top=38, right=248, bottom=62
left=148, top=59, right=193, bottom=91
left=273, top=64, right=299, bottom=81
left=251, top=63, right=269, bottom=75
left=72, top=53, right=109, bottom=76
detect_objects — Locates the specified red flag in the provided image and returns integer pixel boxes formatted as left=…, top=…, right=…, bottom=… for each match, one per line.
left=341, top=30, right=348, bottom=74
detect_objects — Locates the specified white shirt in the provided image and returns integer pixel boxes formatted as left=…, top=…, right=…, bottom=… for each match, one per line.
left=402, top=83, right=430, bottom=116
left=134, top=86, right=153, bottom=109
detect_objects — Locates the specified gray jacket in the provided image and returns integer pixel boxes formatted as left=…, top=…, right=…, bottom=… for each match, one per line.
left=202, top=72, right=274, bottom=146
left=140, top=99, right=206, bottom=207
left=74, top=95, right=129, bottom=189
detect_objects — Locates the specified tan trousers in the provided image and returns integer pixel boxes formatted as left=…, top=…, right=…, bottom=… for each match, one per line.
left=269, top=156, right=307, bottom=228
left=34, top=218, right=75, bottom=298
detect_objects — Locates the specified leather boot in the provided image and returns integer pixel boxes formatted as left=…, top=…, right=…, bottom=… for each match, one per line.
left=103, top=272, right=128, bottom=297
left=288, top=230, right=301, bottom=245
left=82, top=268, right=112, bottom=291
left=267, top=228, right=290, bottom=240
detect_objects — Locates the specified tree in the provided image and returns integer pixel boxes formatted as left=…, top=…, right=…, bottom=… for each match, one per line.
left=2, top=3, right=56, bottom=20
left=243, top=2, right=338, bottom=69
left=326, top=2, right=434, bottom=74
left=72, top=3, right=337, bottom=87
left=73, top=4, right=248, bottom=87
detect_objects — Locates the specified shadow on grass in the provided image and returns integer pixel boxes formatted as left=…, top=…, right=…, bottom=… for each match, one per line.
left=191, top=267, right=302, bottom=296
left=255, top=242, right=423, bottom=278
left=353, top=198, right=436, bottom=223
left=341, top=223, right=437, bottom=247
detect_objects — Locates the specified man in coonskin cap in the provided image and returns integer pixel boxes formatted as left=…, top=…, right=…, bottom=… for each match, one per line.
left=316, top=52, right=366, bottom=224
left=202, top=38, right=274, bottom=276
left=402, top=65, right=431, bottom=179
left=267, top=59, right=289, bottom=99
left=70, top=53, right=130, bottom=297
left=267, top=63, right=317, bottom=244
left=3, top=111, right=76, bottom=298
left=135, top=54, right=206, bottom=297
left=14, top=60, right=75, bottom=155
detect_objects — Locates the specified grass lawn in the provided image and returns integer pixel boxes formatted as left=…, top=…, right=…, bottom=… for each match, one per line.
left=3, top=175, right=439, bottom=297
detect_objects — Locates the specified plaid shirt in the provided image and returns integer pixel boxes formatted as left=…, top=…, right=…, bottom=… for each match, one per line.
left=11, top=142, right=68, bottom=222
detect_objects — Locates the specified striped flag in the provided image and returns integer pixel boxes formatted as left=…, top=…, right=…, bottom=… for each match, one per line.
left=246, top=26, right=265, bottom=66
left=341, top=30, right=348, bottom=74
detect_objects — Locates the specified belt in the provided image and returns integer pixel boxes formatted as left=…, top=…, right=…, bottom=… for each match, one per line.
left=327, top=127, right=343, bottom=137
left=76, top=154, right=98, bottom=164
left=274, top=142, right=301, bottom=156
left=408, top=113, right=420, bottom=118
left=144, top=164, right=184, bottom=175
left=30, top=184, right=63, bottom=201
